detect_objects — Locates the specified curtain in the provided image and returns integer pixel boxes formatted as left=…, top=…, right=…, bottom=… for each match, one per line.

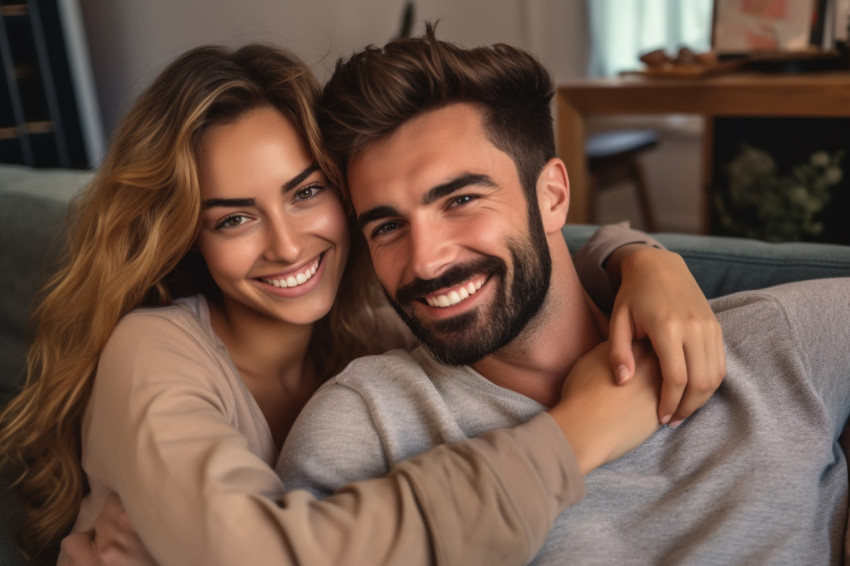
left=588, top=0, right=714, bottom=76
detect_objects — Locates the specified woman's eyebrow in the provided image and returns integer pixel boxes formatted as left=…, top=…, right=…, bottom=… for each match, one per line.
left=202, top=197, right=255, bottom=209
left=282, top=164, right=320, bottom=193
left=202, top=164, right=320, bottom=209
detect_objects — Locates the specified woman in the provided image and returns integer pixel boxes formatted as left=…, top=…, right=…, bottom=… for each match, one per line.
left=0, top=44, right=721, bottom=565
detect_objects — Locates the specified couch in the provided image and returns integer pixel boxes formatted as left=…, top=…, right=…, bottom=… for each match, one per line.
left=1, top=163, right=849, bottom=564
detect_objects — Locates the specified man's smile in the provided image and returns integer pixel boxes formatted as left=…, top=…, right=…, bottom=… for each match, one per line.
left=423, top=275, right=487, bottom=308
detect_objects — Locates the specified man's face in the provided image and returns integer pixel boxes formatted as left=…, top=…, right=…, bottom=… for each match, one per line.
left=347, top=103, right=551, bottom=365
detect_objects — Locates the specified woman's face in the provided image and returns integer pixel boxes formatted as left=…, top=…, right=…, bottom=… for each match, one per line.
left=195, top=106, right=349, bottom=327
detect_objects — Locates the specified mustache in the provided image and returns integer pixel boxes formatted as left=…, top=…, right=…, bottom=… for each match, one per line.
left=395, top=256, right=506, bottom=305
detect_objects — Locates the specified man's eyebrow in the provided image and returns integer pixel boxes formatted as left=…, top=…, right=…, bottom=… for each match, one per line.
left=356, top=173, right=496, bottom=231
left=422, top=173, right=496, bottom=205
left=202, top=164, right=320, bottom=209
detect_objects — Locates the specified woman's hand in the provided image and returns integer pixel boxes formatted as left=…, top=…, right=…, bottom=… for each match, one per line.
left=550, top=340, right=661, bottom=474
left=606, top=245, right=726, bottom=427
left=60, top=493, right=156, bottom=566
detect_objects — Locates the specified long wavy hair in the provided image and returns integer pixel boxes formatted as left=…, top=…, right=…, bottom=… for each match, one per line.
left=0, top=43, right=384, bottom=559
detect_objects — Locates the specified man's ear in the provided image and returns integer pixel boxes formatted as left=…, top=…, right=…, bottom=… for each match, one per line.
left=536, top=158, right=570, bottom=234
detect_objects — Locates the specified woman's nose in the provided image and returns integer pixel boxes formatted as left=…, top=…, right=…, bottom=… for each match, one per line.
left=263, top=218, right=302, bottom=263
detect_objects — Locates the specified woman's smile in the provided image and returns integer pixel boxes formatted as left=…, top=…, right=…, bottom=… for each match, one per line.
left=259, top=254, right=321, bottom=288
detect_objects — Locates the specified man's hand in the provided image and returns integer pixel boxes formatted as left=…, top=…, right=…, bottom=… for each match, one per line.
left=60, top=493, right=156, bottom=566
left=607, top=245, right=726, bottom=427
left=549, top=340, right=661, bottom=475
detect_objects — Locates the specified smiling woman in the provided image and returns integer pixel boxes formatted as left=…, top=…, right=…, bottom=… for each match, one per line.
left=0, top=44, right=404, bottom=564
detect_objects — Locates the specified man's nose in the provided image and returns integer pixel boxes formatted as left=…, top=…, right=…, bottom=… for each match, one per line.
left=407, top=218, right=456, bottom=281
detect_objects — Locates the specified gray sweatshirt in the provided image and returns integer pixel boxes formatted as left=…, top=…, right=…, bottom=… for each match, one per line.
left=279, top=277, right=850, bottom=565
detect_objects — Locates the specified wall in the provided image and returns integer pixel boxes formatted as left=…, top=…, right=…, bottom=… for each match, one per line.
left=76, top=0, right=700, bottom=233
left=77, top=0, right=589, bottom=135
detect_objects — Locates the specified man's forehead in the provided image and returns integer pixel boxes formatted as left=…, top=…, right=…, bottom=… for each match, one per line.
left=346, top=104, right=494, bottom=210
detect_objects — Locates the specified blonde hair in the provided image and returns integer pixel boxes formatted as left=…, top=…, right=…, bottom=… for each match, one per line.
left=0, top=44, right=384, bottom=558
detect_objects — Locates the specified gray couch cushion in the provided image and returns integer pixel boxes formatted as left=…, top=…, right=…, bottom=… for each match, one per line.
left=0, top=467, right=26, bottom=566
left=0, top=165, right=92, bottom=397
left=562, top=225, right=850, bottom=299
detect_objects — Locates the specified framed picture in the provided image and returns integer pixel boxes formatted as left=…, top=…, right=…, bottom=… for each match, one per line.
left=712, top=0, right=822, bottom=55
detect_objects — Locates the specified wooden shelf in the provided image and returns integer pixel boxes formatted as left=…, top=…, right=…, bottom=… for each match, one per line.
left=1, top=5, right=28, bottom=17
left=0, top=121, right=54, bottom=140
left=27, top=121, right=52, bottom=134
left=0, top=0, right=92, bottom=167
left=14, top=64, right=35, bottom=79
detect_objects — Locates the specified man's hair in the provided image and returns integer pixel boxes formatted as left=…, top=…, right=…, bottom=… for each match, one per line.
left=320, top=24, right=557, bottom=202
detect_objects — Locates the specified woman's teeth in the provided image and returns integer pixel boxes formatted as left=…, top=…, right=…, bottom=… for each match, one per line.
left=425, top=279, right=484, bottom=308
left=261, top=258, right=320, bottom=288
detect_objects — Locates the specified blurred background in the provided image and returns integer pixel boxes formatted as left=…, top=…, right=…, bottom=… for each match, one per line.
left=2, top=0, right=849, bottom=240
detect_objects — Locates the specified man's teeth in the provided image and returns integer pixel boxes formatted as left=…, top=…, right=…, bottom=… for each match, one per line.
left=262, top=258, right=319, bottom=288
left=425, top=279, right=483, bottom=308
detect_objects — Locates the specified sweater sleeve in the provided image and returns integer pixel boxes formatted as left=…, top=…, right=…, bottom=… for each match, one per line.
left=279, top=412, right=582, bottom=566
left=398, top=413, right=584, bottom=565
left=73, top=314, right=583, bottom=566
left=574, top=222, right=663, bottom=311
left=277, top=374, right=584, bottom=566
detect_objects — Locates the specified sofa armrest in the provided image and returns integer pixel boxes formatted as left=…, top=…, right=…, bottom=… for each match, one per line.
left=563, top=225, right=850, bottom=299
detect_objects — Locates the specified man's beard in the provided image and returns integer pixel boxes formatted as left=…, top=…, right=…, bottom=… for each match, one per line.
left=385, top=221, right=552, bottom=366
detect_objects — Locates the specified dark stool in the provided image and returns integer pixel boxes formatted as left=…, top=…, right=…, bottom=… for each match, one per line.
left=586, top=130, right=659, bottom=231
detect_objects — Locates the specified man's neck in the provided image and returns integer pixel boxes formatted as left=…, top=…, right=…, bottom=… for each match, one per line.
left=470, top=255, right=608, bottom=408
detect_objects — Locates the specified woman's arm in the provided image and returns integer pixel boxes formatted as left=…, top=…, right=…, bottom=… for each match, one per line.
left=63, top=308, right=661, bottom=566
left=574, top=223, right=726, bottom=425
left=64, top=416, right=580, bottom=566
left=63, top=311, right=584, bottom=566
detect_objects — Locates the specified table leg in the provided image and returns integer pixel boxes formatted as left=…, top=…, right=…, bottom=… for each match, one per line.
left=699, top=116, right=712, bottom=234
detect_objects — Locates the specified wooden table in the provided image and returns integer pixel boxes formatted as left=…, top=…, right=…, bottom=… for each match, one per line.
left=556, top=72, right=850, bottom=227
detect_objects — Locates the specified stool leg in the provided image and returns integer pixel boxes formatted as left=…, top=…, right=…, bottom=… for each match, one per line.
left=629, top=161, right=656, bottom=232
left=588, top=175, right=599, bottom=225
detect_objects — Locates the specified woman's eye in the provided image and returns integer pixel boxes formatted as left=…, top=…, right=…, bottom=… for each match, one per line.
left=215, top=214, right=249, bottom=230
left=295, top=184, right=324, bottom=201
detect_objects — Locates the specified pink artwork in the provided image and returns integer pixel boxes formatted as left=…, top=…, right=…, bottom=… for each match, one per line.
left=713, top=0, right=815, bottom=53
left=741, top=0, right=788, bottom=20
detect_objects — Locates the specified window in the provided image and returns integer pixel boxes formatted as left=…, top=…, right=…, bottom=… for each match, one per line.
left=588, top=0, right=714, bottom=76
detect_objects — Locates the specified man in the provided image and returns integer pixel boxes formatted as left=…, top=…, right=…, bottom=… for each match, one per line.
left=278, top=28, right=850, bottom=563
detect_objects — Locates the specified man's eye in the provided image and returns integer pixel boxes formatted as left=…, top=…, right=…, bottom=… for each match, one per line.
left=372, top=221, right=400, bottom=238
left=295, top=184, right=324, bottom=201
left=215, top=214, right=249, bottom=230
left=449, top=195, right=478, bottom=208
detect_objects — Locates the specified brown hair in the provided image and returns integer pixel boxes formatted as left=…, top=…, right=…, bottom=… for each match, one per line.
left=319, top=24, right=557, bottom=202
left=0, top=43, right=382, bottom=558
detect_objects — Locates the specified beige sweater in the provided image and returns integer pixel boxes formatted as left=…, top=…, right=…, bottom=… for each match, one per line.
left=66, top=296, right=581, bottom=566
